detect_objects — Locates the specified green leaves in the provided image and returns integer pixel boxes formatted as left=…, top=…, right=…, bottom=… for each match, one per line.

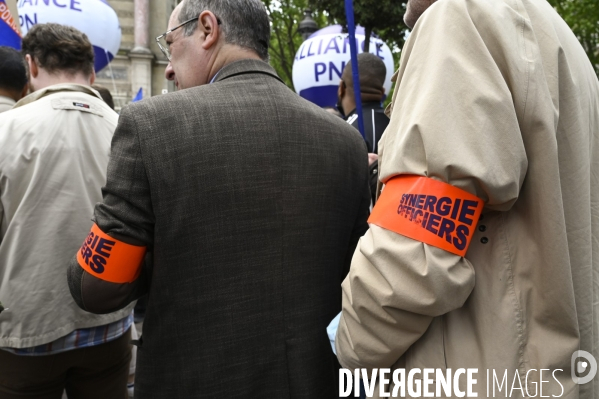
left=264, top=0, right=407, bottom=91
left=264, top=0, right=329, bottom=89
left=264, top=0, right=599, bottom=98
left=310, top=0, right=407, bottom=52
left=548, top=0, right=599, bottom=77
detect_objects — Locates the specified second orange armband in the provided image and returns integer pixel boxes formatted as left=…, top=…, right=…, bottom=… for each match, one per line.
left=76, top=224, right=146, bottom=283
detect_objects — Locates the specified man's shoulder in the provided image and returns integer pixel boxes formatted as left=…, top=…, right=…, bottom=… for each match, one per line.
left=282, top=95, right=366, bottom=150
left=319, top=112, right=368, bottom=151
left=421, top=0, right=553, bottom=32
left=0, top=95, right=51, bottom=126
left=123, top=79, right=284, bottom=122
left=123, top=82, right=365, bottom=150
left=19, top=92, right=114, bottom=124
left=123, top=84, right=222, bottom=117
left=0, top=91, right=116, bottom=143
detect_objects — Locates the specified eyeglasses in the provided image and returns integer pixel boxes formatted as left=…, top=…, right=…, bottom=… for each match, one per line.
left=156, top=15, right=222, bottom=61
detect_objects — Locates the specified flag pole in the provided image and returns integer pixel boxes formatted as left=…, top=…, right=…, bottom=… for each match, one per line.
left=344, top=0, right=365, bottom=139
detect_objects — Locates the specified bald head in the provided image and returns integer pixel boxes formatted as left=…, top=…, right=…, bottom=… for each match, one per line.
left=342, top=53, right=387, bottom=102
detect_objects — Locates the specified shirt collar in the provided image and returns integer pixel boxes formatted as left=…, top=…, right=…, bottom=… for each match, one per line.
left=14, top=84, right=103, bottom=109
left=0, top=96, right=15, bottom=107
left=209, top=69, right=222, bottom=84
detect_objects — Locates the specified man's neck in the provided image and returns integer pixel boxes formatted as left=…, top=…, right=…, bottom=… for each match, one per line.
left=207, top=45, right=263, bottom=83
left=0, top=88, right=19, bottom=102
left=31, top=71, right=91, bottom=92
left=341, top=92, right=356, bottom=117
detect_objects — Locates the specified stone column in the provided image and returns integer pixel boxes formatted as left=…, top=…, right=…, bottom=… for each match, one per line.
left=130, top=0, right=153, bottom=98
left=133, top=0, right=151, bottom=53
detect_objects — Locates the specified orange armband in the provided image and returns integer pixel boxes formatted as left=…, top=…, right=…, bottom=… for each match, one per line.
left=368, top=175, right=484, bottom=257
left=76, top=224, right=146, bottom=283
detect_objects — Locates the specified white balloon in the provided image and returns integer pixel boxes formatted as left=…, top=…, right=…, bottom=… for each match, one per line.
left=17, top=0, right=121, bottom=71
left=292, top=27, right=395, bottom=107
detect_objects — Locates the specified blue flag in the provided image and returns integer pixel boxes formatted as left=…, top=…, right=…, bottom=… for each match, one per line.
left=0, top=0, right=21, bottom=50
left=132, top=87, right=143, bottom=103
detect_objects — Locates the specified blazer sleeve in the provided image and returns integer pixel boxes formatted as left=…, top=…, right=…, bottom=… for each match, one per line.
left=68, top=104, right=155, bottom=314
left=342, top=163, right=371, bottom=280
left=335, top=0, right=529, bottom=370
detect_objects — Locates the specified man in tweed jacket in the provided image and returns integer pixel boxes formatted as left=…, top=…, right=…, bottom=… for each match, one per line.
left=67, top=0, right=370, bottom=397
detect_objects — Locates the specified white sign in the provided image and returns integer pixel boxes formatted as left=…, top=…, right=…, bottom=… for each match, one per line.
left=18, top=0, right=121, bottom=72
left=292, top=25, right=395, bottom=108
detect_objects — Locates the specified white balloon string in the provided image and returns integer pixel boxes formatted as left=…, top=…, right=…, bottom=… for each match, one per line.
left=104, top=48, right=120, bottom=109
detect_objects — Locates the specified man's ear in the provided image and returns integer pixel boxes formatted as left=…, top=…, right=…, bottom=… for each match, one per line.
left=25, top=54, right=38, bottom=78
left=198, top=10, right=220, bottom=50
left=89, top=69, right=96, bottom=85
left=20, top=84, right=29, bottom=99
left=338, top=80, right=345, bottom=99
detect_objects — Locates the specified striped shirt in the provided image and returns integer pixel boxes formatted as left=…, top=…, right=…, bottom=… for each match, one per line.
left=1, top=313, right=133, bottom=356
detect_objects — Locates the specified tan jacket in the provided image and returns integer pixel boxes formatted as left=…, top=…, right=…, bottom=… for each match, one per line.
left=336, top=0, right=599, bottom=398
left=0, top=84, right=133, bottom=348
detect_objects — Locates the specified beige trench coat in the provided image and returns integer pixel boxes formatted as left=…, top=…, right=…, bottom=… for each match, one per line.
left=336, top=0, right=599, bottom=398
left=0, top=85, right=133, bottom=348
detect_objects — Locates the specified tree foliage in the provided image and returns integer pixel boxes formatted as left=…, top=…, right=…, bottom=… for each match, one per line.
left=264, top=0, right=599, bottom=100
left=263, top=0, right=407, bottom=93
left=548, top=0, right=599, bottom=76
left=263, top=0, right=328, bottom=89
left=309, top=0, right=407, bottom=53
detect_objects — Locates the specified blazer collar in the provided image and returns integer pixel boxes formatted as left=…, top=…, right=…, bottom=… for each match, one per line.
left=212, top=59, right=284, bottom=85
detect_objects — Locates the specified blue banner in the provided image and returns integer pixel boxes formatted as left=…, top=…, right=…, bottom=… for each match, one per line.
left=344, top=0, right=365, bottom=139
left=0, top=0, right=21, bottom=49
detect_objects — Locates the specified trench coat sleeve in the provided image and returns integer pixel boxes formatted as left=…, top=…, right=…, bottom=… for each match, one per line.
left=67, top=104, right=154, bottom=314
left=335, top=0, right=529, bottom=370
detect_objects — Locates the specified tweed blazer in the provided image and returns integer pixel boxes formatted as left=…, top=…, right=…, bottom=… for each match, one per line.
left=68, top=59, right=370, bottom=398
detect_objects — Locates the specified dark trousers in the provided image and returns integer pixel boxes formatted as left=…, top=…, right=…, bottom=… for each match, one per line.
left=0, top=329, right=131, bottom=399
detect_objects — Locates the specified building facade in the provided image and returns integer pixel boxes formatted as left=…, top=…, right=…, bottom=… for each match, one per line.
left=95, top=0, right=179, bottom=111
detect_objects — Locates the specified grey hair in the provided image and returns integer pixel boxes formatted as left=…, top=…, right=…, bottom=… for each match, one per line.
left=179, top=0, right=270, bottom=61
